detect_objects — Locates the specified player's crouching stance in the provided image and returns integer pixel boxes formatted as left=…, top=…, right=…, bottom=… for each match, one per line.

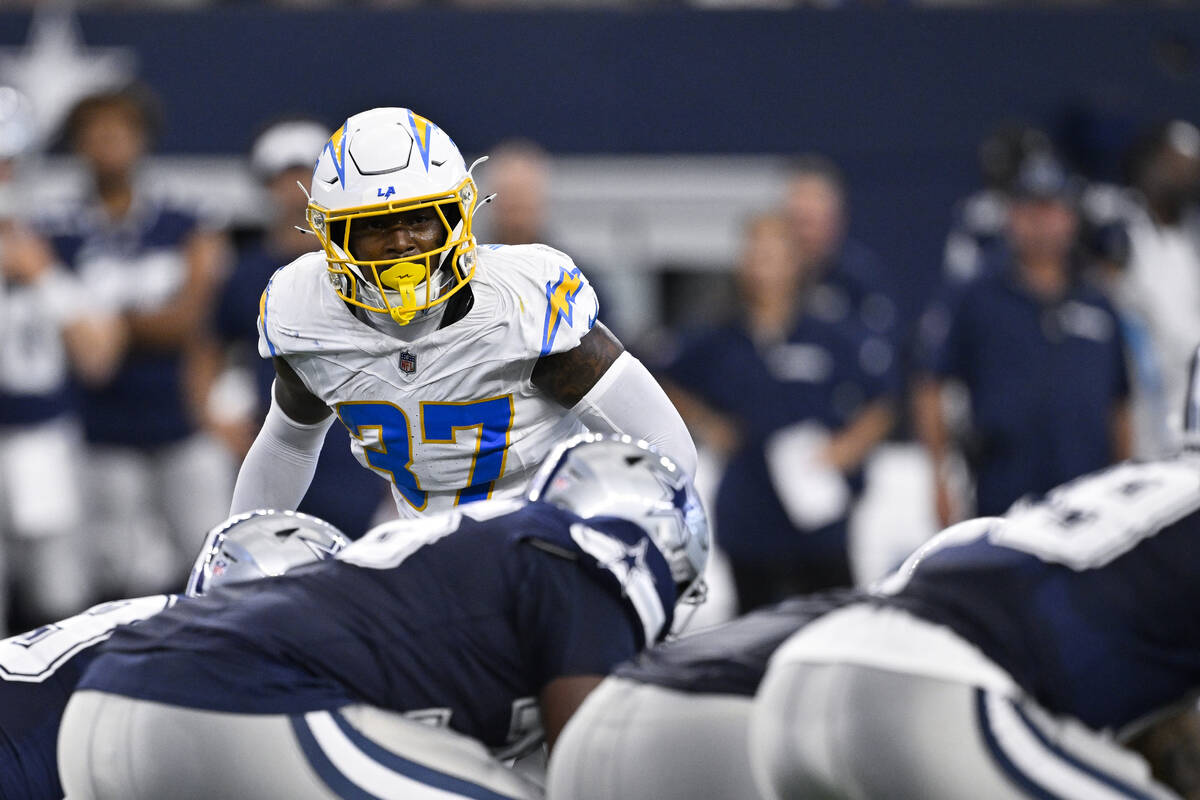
left=1, top=510, right=347, bottom=800
left=57, top=434, right=709, bottom=800
left=546, top=589, right=860, bottom=800
left=747, top=347, right=1200, bottom=800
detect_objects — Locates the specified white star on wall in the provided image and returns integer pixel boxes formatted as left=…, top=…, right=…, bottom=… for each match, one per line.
left=0, top=4, right=136, bottom=148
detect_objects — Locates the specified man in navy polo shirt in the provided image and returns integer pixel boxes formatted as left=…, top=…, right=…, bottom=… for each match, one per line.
left=914, top=153, right=1130, bottom=524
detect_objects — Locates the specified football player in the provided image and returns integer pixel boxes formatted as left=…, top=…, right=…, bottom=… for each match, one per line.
left=229, top=107, right=696, bottom=521
left=59, top=434, right=709, bottom=800
left=546, top=588, right=860, bottom=800
left=1, top=509, right=347, bottom=800
left=748, top=347, right=1200, bottom=800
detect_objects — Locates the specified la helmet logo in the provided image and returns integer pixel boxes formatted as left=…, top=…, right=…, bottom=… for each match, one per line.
left=399, top=350, right=417, bottom=374
left=377, top=186, right=396, bottom=199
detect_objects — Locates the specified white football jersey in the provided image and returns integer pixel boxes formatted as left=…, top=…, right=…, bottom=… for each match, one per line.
left=258, top=243, right=600, bottom=518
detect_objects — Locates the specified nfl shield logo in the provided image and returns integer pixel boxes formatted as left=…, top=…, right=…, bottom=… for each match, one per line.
left=399, top=350, right=417, bottom=374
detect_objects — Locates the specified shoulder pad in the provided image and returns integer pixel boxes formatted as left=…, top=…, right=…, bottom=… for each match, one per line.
left=480, top=244, right=600, bottom=358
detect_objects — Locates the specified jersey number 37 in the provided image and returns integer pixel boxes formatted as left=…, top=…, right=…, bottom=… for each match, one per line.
left=337, top=396, right=514, bottom=510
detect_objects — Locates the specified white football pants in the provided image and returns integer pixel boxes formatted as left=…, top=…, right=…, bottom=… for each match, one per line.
left=750, top=650, right=1178, bottom=799
left=546, top=676, right=762, bottom=800
left=59, top=690, right=544, bottom=800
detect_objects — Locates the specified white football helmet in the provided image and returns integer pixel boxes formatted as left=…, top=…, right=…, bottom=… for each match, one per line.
left=527, top=433, right=710, bottom=609
left=186, top=509, right=350, bottom=597
left=305, top=108, right=481, bottom=324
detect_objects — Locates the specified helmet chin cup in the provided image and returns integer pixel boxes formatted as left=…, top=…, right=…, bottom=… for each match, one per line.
left=380, top=261, right=427, bottom=325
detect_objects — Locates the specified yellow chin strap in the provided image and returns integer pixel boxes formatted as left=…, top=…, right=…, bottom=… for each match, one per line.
left=378, top=261, right=428, bottom=324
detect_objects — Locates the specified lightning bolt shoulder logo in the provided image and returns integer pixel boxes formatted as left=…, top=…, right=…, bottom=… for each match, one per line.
left=540, top=266, right=586, bottom=357
left=407, top=110, right=436, bottom=172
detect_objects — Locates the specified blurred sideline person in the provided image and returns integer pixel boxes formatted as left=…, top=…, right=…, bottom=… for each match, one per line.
left=0, top=86, right=126, bottom=632
left=210, top=118, right=388, bottom=536
left=784, top=155, right=903, bottom=351
left=59, top=435, right=709, bottom=800
left=546, top=589, right=860, bottom=800
left=914, top=153, right=1131, bottom=525
left=749, top=346, right=1200, bottom=800
left=942, top=124, right=1056, bottom=282
left=43, top=85, right=234, bottom=596
left=1, top=510, right=347, bottom=800
left=229, top=108, right=695, bottom=521
left=1119, top=120, right=1200, bottom=456
left=662, top=212, right=895, bottom=612
left=479, top=138, right=552, bottom=247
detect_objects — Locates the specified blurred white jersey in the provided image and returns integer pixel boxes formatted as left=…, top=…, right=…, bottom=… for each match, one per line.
left=258, top=243, right=600, bottom=518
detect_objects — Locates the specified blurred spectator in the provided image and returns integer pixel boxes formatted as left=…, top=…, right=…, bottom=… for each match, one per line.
left=1118, top=119, right=1200, bottom=455
left=942, top=123, right=1056, bottom=282
left=0, top=86, right=124, bottom=633
left=479, top=139, right=551, bottom=247
left=1077, top=178, right=1170, bottom=461
left=42, top=85, right=233, bottom=597
left=660, top=212, right=896, bottom=613
left=914, top=153, right=1131, bottom=525
left=784, top=155, right=903, bottom=351
left=209, top=118, right=387, bottom=536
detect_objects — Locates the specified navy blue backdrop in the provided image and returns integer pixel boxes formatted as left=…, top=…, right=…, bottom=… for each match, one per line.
left=2, top=7, right=1199, bottom=306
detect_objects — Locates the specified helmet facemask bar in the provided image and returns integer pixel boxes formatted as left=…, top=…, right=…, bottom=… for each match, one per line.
left=308, top=175, right=479, bottom=324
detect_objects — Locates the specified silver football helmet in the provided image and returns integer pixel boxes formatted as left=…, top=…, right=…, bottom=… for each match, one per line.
left=527, top=433, right=710, bottom=608
left=186, top=509, right=350, bottom=597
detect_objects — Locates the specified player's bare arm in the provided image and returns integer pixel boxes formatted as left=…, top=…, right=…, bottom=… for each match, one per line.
left=540, top=674, right=606, bottom=752
left=537, top=321, right=699, bottom=475
left=1129, top=706, right=1200, bottom=799
left=531, top=322, right=623, bottom=408
left=272, top=355, right=332, bottom=423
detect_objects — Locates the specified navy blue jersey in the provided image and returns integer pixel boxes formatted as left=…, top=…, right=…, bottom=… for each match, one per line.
left=917, top=266, right=1129, bottom=515
left=0, top=277, right=79, bottom=426
left=44, top=199, right=202, bottom=446
left=80, top=501, right=676, bottom=751
left=0, top=596, right=173, bottom=799
left=879, top=456, right=1200, bottom=732
left=615, top=589, right=861, bottom=696
left=665, top=311, right=895, bottom=563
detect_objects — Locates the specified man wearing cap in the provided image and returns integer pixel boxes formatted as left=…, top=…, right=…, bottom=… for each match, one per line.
left=209, top=119, right=387, bottom=538
left=913, top=153, right=1131, bottom=524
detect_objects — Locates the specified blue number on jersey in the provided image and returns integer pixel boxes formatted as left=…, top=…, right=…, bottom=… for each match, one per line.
left=337, top=396, right=515, bottom=510
left=421, top=395, right=514, bottom=505
left=337, top=402, right=427, bottom=509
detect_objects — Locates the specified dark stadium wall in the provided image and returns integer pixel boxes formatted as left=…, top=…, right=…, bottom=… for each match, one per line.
left=0, top=7, right=1196, bottom=314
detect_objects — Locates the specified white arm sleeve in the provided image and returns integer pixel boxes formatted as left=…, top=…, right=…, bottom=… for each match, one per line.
left=572, top=351, right=699, bottom=477
left=229, top=382, right=335, bottom=515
